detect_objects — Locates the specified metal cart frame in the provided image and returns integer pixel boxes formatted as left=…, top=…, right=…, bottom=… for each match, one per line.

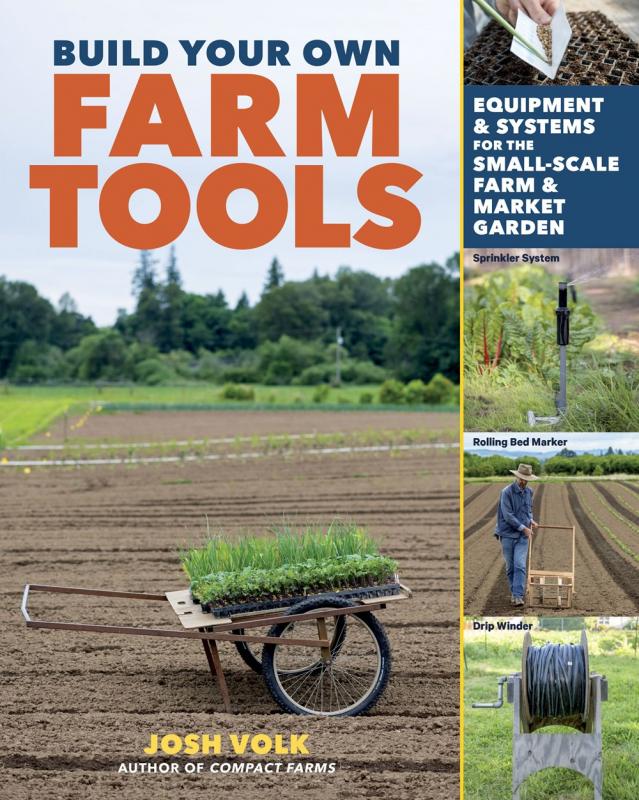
left=21, top=582, right=411, bottom=714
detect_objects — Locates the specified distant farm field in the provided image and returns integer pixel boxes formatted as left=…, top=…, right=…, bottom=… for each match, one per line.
left=0, top=384, right=457, bottom=446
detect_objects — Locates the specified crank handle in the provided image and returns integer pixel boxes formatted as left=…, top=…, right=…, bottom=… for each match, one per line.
left=472, top=675, right=507, bottom=708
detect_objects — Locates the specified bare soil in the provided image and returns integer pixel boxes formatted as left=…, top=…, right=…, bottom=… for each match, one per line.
left=1, top=433, right=459, bottom=798
left=581, top=278, right=639, bottom=351
left=36, top=409, right=458, bottom=445
left=463, top=484, right=489, bottom=507
left=464, top=481, right=639, bottom=615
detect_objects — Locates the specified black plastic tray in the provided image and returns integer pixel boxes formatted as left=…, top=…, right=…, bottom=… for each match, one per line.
left=197, top=582, right=403, bottom=619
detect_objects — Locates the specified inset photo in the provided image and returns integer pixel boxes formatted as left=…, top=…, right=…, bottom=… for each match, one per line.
left=464, top=432, right=639, bottom=616
left=464, top=615, right=639, bottom=800
left=464, top=0, right=639, bottom=85
left=464, top=248, right=639, bottom=432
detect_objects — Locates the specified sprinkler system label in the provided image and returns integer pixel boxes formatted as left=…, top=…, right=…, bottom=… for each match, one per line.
left=465, top=87, right=638, bottom=247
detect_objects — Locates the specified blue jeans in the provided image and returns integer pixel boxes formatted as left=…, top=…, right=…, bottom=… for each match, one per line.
left=499, top=534, right=529, bottom=599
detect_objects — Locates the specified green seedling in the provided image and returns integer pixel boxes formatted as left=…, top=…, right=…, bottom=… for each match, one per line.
left=180, top=522, right=397, bottom=606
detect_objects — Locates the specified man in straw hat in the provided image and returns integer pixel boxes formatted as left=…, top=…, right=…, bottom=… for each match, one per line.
left=494, top=463, right=539, bottom=606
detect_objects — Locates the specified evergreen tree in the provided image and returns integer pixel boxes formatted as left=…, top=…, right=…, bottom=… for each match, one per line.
left=236, top=291, right=250, bottom=310
left=263, top=257, right=284, bottom=293
left=51, top=292, right=96, bottom=351
left=158, top=246, right=184, bottom=352
left=132, top=250, right=158, bottom=296
left=229, top=292, right=257, bottom=350
left=131, top=250, right=162, bottom=346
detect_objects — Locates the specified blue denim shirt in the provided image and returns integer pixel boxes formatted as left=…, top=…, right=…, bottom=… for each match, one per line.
left=495, top=481, right=534, bottom=539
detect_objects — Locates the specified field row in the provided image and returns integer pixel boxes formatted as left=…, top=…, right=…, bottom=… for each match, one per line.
left=464, top=480, right=639, bottom=615
left=1, top=443, right=460, bottom=800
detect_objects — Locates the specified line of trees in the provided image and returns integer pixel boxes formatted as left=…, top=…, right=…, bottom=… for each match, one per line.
left=465, top=449, right=639, bottom=478
left=0, top=250, right=459, bottom=386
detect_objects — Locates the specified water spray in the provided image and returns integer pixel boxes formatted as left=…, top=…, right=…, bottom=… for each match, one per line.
left=527, top=281, right=570, bottom=427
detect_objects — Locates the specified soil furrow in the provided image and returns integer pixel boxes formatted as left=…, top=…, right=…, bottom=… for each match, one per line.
left=595, top=482, right=639, bottom=527
left=463, top=484, right=489, bottom=508
left=463, top=506, right=495, bottom=539
left=0, top=428, right=459, bottom=800
left=465, top=481, right=639, bottom=615
left=566, top=484, right=639, bottom=606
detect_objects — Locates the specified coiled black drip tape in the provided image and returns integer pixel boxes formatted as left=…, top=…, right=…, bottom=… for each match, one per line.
left=526, top=642, right=587, bottom=721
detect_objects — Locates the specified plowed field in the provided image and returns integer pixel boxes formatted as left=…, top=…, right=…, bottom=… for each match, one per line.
left=464, top=481, right=639, bottom=616
left=1, top=412, right=459, bottom=800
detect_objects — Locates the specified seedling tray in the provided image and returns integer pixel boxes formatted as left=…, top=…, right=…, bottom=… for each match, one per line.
left=199, top=581, right=403, bottom=618
left=465, top=12, right=639, bottom=85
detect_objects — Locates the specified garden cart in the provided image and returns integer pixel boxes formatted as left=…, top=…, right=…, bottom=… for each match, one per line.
left=21, top=581, right=411, bottom=717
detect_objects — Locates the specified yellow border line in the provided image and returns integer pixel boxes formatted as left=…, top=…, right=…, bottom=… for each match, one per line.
left=459, top=1, right=465, bottom=798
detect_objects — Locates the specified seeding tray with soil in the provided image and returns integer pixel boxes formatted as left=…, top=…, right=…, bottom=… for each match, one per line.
left=465, top=11, right=639, bottom=85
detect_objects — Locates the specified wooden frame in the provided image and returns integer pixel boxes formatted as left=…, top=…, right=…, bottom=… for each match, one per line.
left=21, top=582, right=412, bottom=713
left=526, top=525, right=576, bottom=609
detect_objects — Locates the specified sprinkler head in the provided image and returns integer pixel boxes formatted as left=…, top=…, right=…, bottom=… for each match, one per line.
left=558, top=281, right=568, bottom=308
left=556, top=282, right=570, bottom=346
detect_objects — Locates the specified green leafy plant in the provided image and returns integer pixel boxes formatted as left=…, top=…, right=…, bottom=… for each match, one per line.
left=464, top=266, right=600, bottom=380
left=219, top=383, right=255, bottom=401
left=312, top=383, right=330, bottom=403
left=180, top=522, right=398, bottom=607
left=379, top=379, right=405, bottom=404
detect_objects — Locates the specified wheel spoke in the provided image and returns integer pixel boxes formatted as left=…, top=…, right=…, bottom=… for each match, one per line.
left=269, top=608, right=386, bottom=716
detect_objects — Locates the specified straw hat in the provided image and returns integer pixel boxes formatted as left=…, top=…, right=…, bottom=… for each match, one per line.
left=510, top=463, right=538, bottom=481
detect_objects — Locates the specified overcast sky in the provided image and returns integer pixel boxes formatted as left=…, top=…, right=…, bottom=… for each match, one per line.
left=0, top=0, right=459, bottom=325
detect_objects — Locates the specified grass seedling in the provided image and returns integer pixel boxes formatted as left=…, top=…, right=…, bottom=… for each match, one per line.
left=180, top=521, right=397, bottom=607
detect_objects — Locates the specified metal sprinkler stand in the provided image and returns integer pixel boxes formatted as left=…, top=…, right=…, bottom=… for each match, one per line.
left=528, top=282, right=570, bottom=427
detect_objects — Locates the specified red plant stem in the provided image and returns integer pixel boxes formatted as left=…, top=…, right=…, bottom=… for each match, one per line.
left=491, top=328, right=503, bottom=369
left=483, top=318, right=490, bottom=366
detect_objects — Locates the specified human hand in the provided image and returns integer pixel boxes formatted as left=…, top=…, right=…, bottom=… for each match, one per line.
left=522, top=527, right=533, bottom=538
left=496, top=0, right=560, bottom=26
left=531, top=521, right=539, bottom=529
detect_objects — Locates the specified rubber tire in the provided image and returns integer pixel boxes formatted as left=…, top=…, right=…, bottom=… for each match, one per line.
left=261, top=595, right=391, bottom=717
left=232, top=613, right=347, bottom=675
left=232, top=629, right=263, bottom=674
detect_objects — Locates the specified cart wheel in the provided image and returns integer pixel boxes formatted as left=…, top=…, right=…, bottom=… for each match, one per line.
left=233, top=630, right=263, bottom=674
left=262, top=595, right=391, bottom=717
left=233, top=615, right=347, bottom=675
